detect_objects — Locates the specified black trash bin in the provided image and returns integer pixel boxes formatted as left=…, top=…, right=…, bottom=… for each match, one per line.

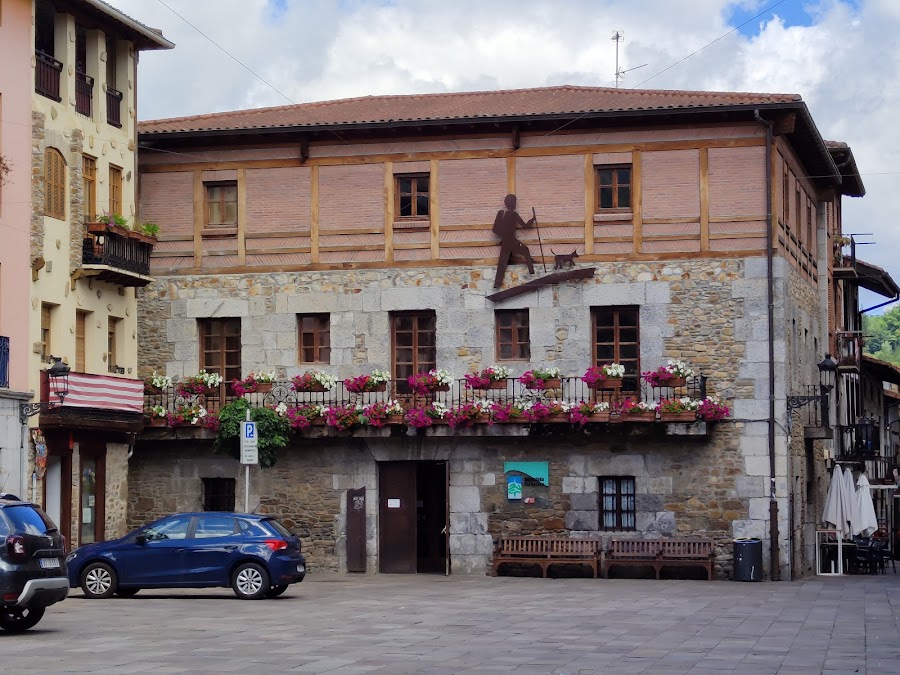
left=733, top=537, right=763, bottom=581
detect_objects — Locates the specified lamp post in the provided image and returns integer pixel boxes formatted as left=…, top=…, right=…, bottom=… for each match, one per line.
left=786, top=354, right=838, bottom=430
left=20, top=357, right=71, bottom=423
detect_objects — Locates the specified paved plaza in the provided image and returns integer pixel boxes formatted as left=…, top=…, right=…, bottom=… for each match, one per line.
left=2, top=573, right=900, bottom=674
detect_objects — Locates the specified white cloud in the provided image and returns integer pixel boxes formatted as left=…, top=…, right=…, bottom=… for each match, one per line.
left=108, top=0, right=900, bottom=288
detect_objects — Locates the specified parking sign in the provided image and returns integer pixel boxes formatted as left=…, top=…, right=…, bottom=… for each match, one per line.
left=240, top=421, right=258, bottom=464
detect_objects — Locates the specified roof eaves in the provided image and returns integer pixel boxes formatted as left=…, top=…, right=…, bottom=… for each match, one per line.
left=75, top=0, right=174, bottom=50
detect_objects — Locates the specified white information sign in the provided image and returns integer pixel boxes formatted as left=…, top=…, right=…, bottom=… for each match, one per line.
left=240, top=421, right=259, bottom=465
left=387, top=498, right=400, bottom=509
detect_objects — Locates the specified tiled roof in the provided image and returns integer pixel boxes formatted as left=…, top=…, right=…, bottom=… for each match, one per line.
left=138, top=85, right=802, bottom=134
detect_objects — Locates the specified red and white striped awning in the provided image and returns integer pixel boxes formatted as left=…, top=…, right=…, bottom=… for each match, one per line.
left=49, top=373, right=143, bottom=413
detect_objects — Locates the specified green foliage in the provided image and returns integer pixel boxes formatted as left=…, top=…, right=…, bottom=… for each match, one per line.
left=214, top=398, right=289, bottom=468
left=863, top=305, right=900, bottom=365
left=112, top=213, right=128, bottom=227
left=140, top=221, right=160, bottom=237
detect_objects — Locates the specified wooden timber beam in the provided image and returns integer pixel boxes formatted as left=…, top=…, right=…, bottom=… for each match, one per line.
left=487, top=267, right=596, bottom=302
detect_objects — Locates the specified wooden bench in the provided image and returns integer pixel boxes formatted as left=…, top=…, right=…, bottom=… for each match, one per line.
left=492, top=536, right=600, bottom=578
left=604, top=538, right=715, bottom=580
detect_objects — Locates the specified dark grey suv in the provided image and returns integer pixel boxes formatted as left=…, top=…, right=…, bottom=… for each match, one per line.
left=0, top=498, right=68, bottom=632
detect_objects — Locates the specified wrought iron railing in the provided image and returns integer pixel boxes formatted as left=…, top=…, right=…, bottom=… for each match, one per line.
left=835, top=422, right=881, bottom=458
left=82, top=230, right=152, bottom=277
left=35, top=51, right=62, bottom=102
left=75, top=72, right=94, bottom=117
left=106, top=87, right=123, bottom=127
left=0, top=336, right=9, bottom=388
left=144, top=376, right=708, bottom=420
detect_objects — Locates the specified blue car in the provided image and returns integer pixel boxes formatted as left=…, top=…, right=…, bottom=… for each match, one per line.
left=66, top=512, right=306, bottom=600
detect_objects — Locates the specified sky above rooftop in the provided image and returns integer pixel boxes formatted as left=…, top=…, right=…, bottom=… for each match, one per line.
left=107, top=0, right=899, bottom=309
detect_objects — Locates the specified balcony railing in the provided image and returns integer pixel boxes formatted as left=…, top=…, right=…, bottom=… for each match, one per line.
left=35, top=51, right=62, bottom=102
left=835, top=422, right=881, bottom=459
left=106, top=87, right=123, bottom=127
left=82, top=229, right=154, bottom=286
left=75, top=72, right=94, bottom=117
left=0, top=336, right=9, bottom=388
left=144, top=376, right=709, bottom=426
left=836, top=332, right=862, bottom=371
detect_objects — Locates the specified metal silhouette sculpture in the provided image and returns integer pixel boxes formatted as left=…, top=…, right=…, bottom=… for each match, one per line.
left=493, top=194, right=546, bottom=288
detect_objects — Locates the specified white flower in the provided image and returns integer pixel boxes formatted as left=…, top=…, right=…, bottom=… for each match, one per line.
left=274, top=402, right=288, bottom=416
left=666, top=360, right=695, bottom=378
left=150, top=405, right=167, bottom=418
left=433, top=369, right=453, bottom=385
left=196, top=370, right=223, bottom=387
left=430, top=401, right=448, bottom=418
left=313, top=371, right=338, bottom=390
left=602, top=363, right=625, bottom=378
left=371, top=369, right=391, bottom=384
left=595, top=401, right=610, bottom=412
left=385, top=399, right=404, bottom=415
left=488, top=365, right=511, bottom=379
left=149, top=372, right=171, bottom=388
left=251, top=371, right=277, bottom=383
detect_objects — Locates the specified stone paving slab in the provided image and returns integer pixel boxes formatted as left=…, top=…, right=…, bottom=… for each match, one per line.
left=1, top=574, right=899, bottom=674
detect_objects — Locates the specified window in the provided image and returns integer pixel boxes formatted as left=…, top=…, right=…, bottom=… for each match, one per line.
left=40, top=303, right=52, bottom=360
left=206, top=181, right=238, bottom=227
left=599, top=476, right=636, bottom=530
left=195, top=515, right=236, bottom=538
left=108, top=165, right=122, bottom=217
left=202, top=478, right=236, bottom=512
left=82, top=156, right=96, bottom=222
left=396, top=174, right=429, bottom=219
left=782, top=169, right=790, bottom=223
left=107, top=316, right=120, bottom=373
left=391, top=311, right=436, bottom=392
left=199, top=318, right=241, bottom=384
left=76, top=311, right=88, bottom=372
left=298, top=314, right=330, bottom=364
left=141, top=515, right=191, bottom=541
left=44, top=148, right=66, bottom=220
left=495, top=309, right=530, bottom=360
left=592, top=307, right=639, bottom=392
left=596, top=165, right=631, bottom=210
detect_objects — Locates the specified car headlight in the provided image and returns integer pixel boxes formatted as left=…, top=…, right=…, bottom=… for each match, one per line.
left=65, top=551, right=77, bottom=563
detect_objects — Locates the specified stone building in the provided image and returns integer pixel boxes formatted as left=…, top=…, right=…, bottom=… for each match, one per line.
left=132, top=86, right=861, bottom=578
left=21, top=0, right=172, bottom=547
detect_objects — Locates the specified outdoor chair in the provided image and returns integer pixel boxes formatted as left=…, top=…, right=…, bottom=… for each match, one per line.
left=872, top=540, right=896, bottom=574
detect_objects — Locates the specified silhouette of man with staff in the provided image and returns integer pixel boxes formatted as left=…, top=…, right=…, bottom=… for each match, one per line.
left=493, top=193, right=539, bottom=288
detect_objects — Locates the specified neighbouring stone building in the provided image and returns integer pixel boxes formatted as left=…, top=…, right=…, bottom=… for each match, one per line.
left=21, top=0, right=172, bottom=548
left=131, top=85, right=864, bottom=578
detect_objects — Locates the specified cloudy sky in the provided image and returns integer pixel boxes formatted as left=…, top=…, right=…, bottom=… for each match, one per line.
left=108, top=0, right=898, bottom=305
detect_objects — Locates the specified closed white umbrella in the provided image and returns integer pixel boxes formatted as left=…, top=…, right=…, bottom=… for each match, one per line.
left=843, top=466, right=864, bottom=537
left=822, top=466, right=846, bottom=535
left=856, top=473, right=878, bottom=537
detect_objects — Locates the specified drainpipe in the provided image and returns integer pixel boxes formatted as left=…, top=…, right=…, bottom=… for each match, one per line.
left=754, top=110, right=780, bottom=581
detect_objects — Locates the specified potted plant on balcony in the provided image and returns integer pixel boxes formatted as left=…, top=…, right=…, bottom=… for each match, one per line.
left=464, top=365, right=510, bottom=390
left=175, top=370, right=223, bottom=397
left=146, top=405, right=168, bottom=427
left=404, top=402, right=448, bottom=429
left=568, top=401, right=610, bottom=425
left=488, top=400, right=526, bottom=424
left=167, top=401, right=208, bottom=427
left=519, top=367, right=561, bottom=391
left=657, top=397, right=699, bottom=422
left=144, top=372, right=171, bottom=394
left=324, top=403, right=363, bottom=431
left=407, top=368, right=453, bottom=395
left=523, top=399, right=568, bottom=423
left=344, top=369, right=391, bottom=393
left=642, top=360, right=695, bottom=388
left=286, top=403, right=324, bottom=430
left=447, top=400, right=488, bottom=428
left=697, top=396, right=730, bottom=422
left=615, top=398, right=656, bottom=422
left=582, top=363, right=625, bottom=390
left=230, top=371, right=277, bottom=395
left=292, top=370, right=337, bottom=393
left=363, top=400, right=405, bottom=428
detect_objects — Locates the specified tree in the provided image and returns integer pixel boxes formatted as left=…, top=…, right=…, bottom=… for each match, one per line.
left=863, top=304, right=900, bottom=365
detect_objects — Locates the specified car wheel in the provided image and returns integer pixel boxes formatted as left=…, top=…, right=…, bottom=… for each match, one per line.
left=115, top=587, right=140, bottom=598
left=81, top=562, right=118, bottom=599
left=0, top=607, right=46, bottom=632
left=265, top=584, right=289, bottom=598
left=231, top=562, right=270, bottom=600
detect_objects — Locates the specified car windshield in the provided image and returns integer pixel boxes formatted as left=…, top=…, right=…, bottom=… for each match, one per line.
left=2, top=504, right=56, bottom=535
left=140, top=516, right=191, bottom=541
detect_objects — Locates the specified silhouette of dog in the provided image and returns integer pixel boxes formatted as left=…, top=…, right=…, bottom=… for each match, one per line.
left=552, top=249, right=579, bottom=270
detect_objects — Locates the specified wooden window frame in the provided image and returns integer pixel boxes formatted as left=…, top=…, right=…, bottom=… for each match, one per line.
left=107, top=316, right=120, bottom=373
left=82, top=155, right=97, bottom=223
left=782, top=169, right=790, bottom=224
left=108, top=165, right=122, bottom=218
left=44, top=148, right=66, bottom=220
left=395, top=173, right=430, bottom=220
left=205, top=180, right=238, bottom=229
left=806, top=199, right=814, bottom=253
left=298, top=313, right=331, bottom=365
left=40, top=303, right=53, bottom=361
left=595, top=164, right=632, bottom=211
left=592, top=306, right=640, bottom=394
left=76, top=310, right=88, bottom=372
left=390, top=311, right=437, bottom=392
left=599, top=476, right=636, bottom=531
left=495, top=309, right=530, bottom=361
left=199, top=318, right=242, bottom=386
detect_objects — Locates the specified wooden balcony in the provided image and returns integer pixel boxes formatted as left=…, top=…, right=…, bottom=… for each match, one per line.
left=75, top=72, right=93, bottom=118
left=34, top=51, right=62, bottom=102
left=80, top=225, right=156, bottom=287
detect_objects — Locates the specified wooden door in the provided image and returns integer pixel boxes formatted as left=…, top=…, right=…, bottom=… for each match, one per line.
left=78, top=438, right=106, bottom=544
left=378, top=462, right=416, bottom=573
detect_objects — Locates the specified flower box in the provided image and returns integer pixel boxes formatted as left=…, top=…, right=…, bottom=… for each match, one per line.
left=484, top=380, right=508, bottom=390
left=144, top=384, right=163, bottom=395
left=387, top=415, right=405, bottom=425
left=145, top=416, right=167, bottom=427
left=660, top=411, right=697, bottom=422
left=525, top=378, right=561, bottom=390
left=623, top=411, right=657, bottom=422
left=588, top=378, right=622, bottom=391
left=588, top=412, right=611, bottom=423
left=365, top=383, right=387, bottom=393
left=295, top=383, right=326, bottom=393
left=430, top=383, right=450, bottom=392
left=194, top=386, right=218, bottom=397
left=255, top=382, right=273, bottom=393
left=659, top=377, right=686, bottom=388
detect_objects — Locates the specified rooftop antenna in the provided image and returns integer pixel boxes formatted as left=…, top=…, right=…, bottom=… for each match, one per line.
left=612, top=30, right=647, bottom=88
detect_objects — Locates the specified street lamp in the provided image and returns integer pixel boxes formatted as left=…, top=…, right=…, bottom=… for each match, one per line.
left=20, top=357, right=71, bottom=423
left=787, top=354, right=838, bottom=429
